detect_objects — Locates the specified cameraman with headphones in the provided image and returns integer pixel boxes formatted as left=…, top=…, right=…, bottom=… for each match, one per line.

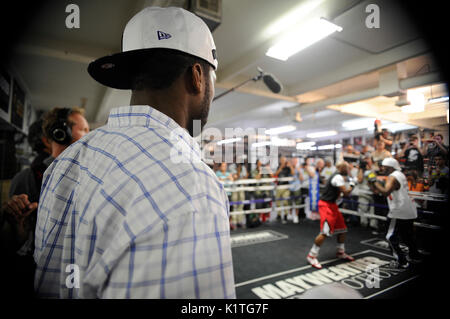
left=0, top=107, right=89, bottom=298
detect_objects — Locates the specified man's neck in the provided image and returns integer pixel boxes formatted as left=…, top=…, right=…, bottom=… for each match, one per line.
left=51, top=143, right=67, bottom=158
left=130, top=89, right=189, bottom=130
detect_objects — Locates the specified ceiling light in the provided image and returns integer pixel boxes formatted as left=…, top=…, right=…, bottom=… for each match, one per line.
left=306, top=130, right=338, bottom=138
left=264, top=0, right=326, bottom=38
left=217, top=137, right=242, bottom=145
left=251, top=141, right=272, bottom=148
left=317, top=143, right=342, bottom=150
left=271, top=136, right=296, bottom=147
left=382, top=123, right=417, bottom=132
left=296, top=141, right=316, bottom=149
left=265, top=125, right=296, bottom=135
left=317, top=144, right=336, bottom=150
left=428, top=96, right=449, bottom=104
left=342, top=117, right=376, bottom=131
left=401, top=90, right=425, bottom=113
left=266, top=18, right=343, bottom=61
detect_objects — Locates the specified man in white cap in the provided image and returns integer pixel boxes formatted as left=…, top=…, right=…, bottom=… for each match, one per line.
left=368, top=158, right=422, bottom=269
left=34, top=7, right=235, bottom=298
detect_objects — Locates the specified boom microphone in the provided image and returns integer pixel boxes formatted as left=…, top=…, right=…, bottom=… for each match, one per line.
left=213, top=67, right=283, bottom=101
left=263, top=73, right=282, bottom=94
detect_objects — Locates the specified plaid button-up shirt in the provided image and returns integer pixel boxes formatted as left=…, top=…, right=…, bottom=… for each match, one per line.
left=34, top=105, right=235, bottom=299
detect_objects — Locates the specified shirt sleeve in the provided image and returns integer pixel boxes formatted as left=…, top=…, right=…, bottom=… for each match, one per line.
left=331, top=174, right=345, bottom=187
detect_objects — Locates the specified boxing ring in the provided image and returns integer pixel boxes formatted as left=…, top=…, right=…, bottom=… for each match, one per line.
left=222, top=177, right=446, bottom=230
left=221, top=177, right=447, bottom=299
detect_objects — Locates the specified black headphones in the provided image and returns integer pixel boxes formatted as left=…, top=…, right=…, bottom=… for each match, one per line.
left=48, top=108, right=72, bottom=145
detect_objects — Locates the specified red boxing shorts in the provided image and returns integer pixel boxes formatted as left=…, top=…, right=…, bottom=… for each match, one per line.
left=318, top=200, right=347, bottom=237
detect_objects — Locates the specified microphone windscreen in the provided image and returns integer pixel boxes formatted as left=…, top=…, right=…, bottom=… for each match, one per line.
left=263, top=74, right=282, bottom=93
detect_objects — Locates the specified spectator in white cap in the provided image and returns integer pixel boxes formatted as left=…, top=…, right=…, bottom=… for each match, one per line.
left=368, top=158, right=423, bottom=269
left=34, top=7, right=235, bottom=299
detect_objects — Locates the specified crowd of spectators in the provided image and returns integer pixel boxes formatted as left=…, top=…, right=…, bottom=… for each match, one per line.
left=212, top=129, right=448, bottom=231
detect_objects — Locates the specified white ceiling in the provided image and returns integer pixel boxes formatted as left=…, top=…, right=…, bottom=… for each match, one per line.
left=8, top=0, right=448, bottom=142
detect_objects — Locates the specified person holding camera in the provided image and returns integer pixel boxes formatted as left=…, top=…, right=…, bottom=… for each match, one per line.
left=398, top=135, right=424, bottom=176
left=379, top=129, right=393, bottom=152
left=368, top=158, right=423, bottom=269
left=371, top=139, right=392, bottom=173
left=421, top=133, right=448, bottom=168
left=374, top=121, right=393, bottom=152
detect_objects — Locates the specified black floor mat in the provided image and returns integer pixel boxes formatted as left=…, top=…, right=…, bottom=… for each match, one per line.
left=231, top=218, right=437, bottom=299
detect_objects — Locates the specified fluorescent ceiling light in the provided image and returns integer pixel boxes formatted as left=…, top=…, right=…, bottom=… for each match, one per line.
left=217, top=137, right=241, bottom=145
left=428, top=96, right=449, bottom=104
left=306, top=130, right=338, bottom=139
left=264, top=0, right=325, bottom=38
left=296, top=141, right=316, bottom=149
left=317, top=144, right=342, bottom=150
left=266, top=18, right=343, bottom=61
left=265, top=125, right=296, bottom=135
left=342, top=117, right=375, bottom=131
left=251, top=141, right=272, bottom=148
left=382, top=122, right=417, bottom=132
left=317, top=144, right=335, bottom=150
left=402, top=90, right=425, bottom=113
left=271, top=136, right=296, bottom=147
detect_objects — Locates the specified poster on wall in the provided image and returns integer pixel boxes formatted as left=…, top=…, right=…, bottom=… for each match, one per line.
left=354, top=136, right=363, bottom=146
left=11, top=79, right=25, bottom=130
left=0, top=68, right=11, bottom=114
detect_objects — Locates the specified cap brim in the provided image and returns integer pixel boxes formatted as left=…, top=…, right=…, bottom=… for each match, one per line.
left=88, top=48, right=216, bottom=90
left=88, top=50, right=154, bottom=90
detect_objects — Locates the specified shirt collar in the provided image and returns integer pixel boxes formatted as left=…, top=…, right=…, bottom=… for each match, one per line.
left=43, top=156, right=55, bottom=167
left=107, top=105, right=182, bottom=132
left=107, top=105, right=202, bottom=160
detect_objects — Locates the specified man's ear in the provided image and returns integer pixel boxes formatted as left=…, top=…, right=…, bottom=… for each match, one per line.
left=189, top=63, right=204, bottom=94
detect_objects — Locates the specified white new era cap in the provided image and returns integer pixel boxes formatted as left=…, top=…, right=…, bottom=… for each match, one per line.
left=88, top=7, right=218, bottom=89
left=382, top=158, right=401, bottom=171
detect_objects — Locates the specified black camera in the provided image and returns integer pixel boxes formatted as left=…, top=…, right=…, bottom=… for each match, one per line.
left=358, top=156, right=367, bottom=170
left=374, top=132, right=382, bottom=141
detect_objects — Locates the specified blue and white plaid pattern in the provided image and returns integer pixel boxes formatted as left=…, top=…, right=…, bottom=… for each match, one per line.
left=34, top=105, right=235, bottom=299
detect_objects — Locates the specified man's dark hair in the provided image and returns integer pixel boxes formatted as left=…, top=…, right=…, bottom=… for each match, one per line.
left=28, top=119, right=45, bottom=153
left=131, top=49, right=211, bottom=91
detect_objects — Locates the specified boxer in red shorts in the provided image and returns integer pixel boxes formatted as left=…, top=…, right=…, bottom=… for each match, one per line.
left=307, top=161, right=356, bottom=269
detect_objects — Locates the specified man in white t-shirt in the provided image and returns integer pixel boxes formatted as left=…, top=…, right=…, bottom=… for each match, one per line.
left=368, top=158, right=422, bottom=269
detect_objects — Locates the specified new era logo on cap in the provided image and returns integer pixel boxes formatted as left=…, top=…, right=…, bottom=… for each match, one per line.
left=157, top=30, right=172, bottom=40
